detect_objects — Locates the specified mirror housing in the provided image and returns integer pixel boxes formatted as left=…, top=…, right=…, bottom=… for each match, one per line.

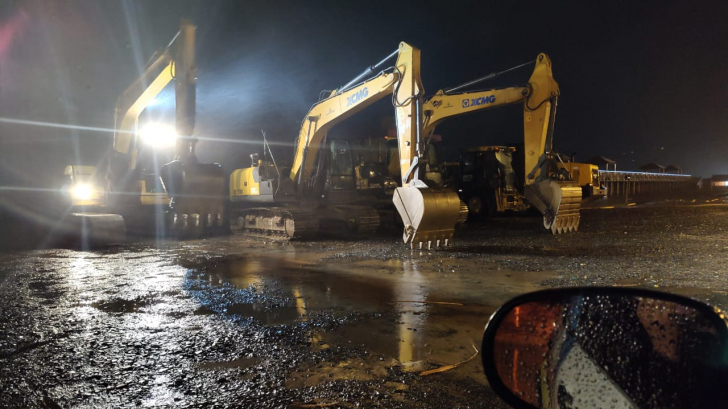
left=482, top=287, right=728, bottom=409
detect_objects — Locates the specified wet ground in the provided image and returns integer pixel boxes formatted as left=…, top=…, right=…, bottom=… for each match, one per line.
left=2, top=194, right=728, bottom=408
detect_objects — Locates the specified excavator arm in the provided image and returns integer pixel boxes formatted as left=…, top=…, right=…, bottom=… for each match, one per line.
left=60, top=20, right=215, bottom=245
left=112, top=19, right=196, bottom=169
left=423, top=87, right=530, bottom=136
left=391, top=43, right=464, bottom=248
left=422, top=54, right=581, bottom=234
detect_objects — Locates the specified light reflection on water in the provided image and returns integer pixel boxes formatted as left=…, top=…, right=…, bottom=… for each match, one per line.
left=195, top=254, right=488, bottom=379
left=396, top=259, right=427, bottom=368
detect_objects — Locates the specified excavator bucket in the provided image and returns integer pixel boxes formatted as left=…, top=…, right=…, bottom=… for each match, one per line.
left=393, top=185, right=464, bottom=249
left=524, top=180, right=582, bottom=234
left=162, top=162, right=227, bottom=238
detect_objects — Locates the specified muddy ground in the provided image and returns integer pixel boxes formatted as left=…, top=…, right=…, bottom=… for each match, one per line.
left=2, top=195, right=728, bottom=408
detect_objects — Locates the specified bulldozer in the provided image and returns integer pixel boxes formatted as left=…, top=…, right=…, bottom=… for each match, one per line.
left=422, top=54, right=582, bottom=234
left=62, top=20, right=226, bottom=245
left=229, top=42, right=463, bottom=249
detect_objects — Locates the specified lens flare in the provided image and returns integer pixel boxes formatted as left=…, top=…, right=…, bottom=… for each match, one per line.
left=70, top=183, right=93, bottom=201
left=138, top=123, right=177, bottom=148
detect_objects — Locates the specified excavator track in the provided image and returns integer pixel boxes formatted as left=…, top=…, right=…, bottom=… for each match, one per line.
left=232, top=205, right=381, bottom=240
left=319, top=205, right=381, bottom=237
left=346, top=206, right=380, bottom=235
left=231, top=207, right=319, bottom=240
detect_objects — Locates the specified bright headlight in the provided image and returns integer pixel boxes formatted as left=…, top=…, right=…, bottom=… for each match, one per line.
left=139, top=123, right=178, bottom=148
left=70, top=183, right=93, bottom=201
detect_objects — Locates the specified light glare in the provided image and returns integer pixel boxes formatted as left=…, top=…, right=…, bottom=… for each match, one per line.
left=139, top=123, right=177, bottom=148
left=71, top=183, right=93, bottom=201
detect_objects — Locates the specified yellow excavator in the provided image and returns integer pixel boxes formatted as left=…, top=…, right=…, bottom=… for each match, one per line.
left=64, top=20, right=226, bottom=244
left=230, top=42, right=463, bottom=248
left=422, top=54, right=582, bottom=234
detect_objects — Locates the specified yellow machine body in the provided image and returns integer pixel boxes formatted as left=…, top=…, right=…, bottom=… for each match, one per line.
left=422, top=53, right=581, bottom=234
left=560, top=162, right=607, bottom=198
left=230, top=167, right=261, bottom=198
left=459, top=146, right=531, bottom=214
left=61, top=20, right=225, bottom=243
left=230, top=42, right=462, bottom=247
left=388, top=43, right=463, bottom=248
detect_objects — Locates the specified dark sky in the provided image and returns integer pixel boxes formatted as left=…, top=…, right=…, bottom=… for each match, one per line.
left=1, top=0, right=727, bottom=188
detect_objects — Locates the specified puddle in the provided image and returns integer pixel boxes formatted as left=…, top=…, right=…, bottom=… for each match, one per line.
left=91, top=296, right=157, bottom=313
left=192, top=255, right=509, bottom=383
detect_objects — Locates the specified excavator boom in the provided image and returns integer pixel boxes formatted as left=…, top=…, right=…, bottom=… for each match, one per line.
left=391, top=43, right=464, bottom=248
left=422, top=53, right=581, bottom=234
left=289, top=69, right=399, bottom=188
left=114, top=19, right=196, bottom=162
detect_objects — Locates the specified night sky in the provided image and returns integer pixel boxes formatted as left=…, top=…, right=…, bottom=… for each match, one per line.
left=1, top=0, right=727, bottom=189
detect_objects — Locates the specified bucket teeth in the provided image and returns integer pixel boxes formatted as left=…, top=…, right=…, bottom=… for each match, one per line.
left=408, top=238, right=452, bottom=251
left=550, top=186, right=582, bottom=235
left=549, top=204, right=581, bottom=234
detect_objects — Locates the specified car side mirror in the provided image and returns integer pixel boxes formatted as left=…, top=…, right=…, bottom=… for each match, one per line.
left=481, top=287, right=728, bottom=409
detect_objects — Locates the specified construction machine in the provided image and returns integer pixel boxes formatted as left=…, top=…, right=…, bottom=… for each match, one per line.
left=64, top=20, right=226, bottom=244
left=230, top=42, right=463, bottom=248
left=422, top=54, right=582, bottom=234
left=560, top=162, right=607, bottom=198
left=355, top=133, right=445, bottom=202
left=354, top=133, right=452, bottom=229
left=458, top=146, right=531, bottom=218
left=63, top=165, right=105, bottom=208
left=355, top=116, right=447, bottom=191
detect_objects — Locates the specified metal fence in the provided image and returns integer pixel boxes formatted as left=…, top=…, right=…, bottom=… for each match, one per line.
left=598, top=170, right=697, bottom=197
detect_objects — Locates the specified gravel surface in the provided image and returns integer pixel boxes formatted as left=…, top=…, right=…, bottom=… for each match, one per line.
left=1, top=196, right=727, bottom=408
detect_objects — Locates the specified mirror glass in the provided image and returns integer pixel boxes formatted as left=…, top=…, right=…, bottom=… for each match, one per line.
left=489, top=293, right=728, bottom=409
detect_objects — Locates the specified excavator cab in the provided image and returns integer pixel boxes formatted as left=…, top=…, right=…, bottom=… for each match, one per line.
left=323, top=139, right=357, bottom=199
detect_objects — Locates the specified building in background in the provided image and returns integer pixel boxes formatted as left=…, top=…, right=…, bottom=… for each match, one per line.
left=665, top=165, right=682, bottom=174
left=639, top=163, right=666, bottom=173
left=586, top=156, right=617, bottom=171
